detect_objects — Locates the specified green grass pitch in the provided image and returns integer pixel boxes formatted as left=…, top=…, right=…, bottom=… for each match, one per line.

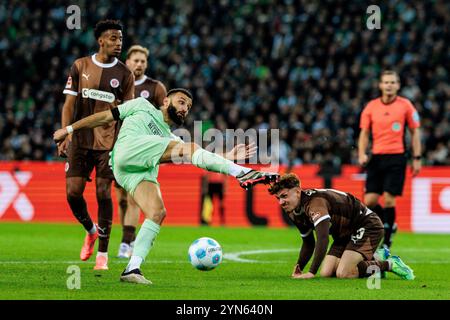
left=0, top=222, right=449, bottom=300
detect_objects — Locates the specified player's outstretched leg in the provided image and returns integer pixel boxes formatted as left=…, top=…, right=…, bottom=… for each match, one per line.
left=161, top=142, right=279, bottom=189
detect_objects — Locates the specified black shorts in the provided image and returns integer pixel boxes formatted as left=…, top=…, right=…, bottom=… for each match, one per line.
left=365, top=154, right=407, bottom=196
left=65, top=145, right=114, bottom=180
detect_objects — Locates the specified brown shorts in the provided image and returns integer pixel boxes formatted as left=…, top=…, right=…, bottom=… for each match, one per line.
left=328, top=214, right=384, bottom=261
left=65, top=145, right=114, bottom=180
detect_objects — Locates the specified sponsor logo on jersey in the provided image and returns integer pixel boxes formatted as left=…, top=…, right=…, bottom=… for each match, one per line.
left=391, top=122, right=401, bottom=132
left=81, top=88, right=115, bottom=103
left=110, top=78, right=120, bottom=88
left=82, top=73, right=90, bottom=80
left=65, top=76, right=72, bottom=89
left=148, top=120, right=163, bottom=136
left=140, top=90, right=150, bottom=99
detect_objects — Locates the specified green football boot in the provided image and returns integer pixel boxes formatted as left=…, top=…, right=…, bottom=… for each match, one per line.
left=374, top=246, right=390, bottom=278
left=388, top=256, right=415, bottom=280
left=374, top=246, right=391, bottom=261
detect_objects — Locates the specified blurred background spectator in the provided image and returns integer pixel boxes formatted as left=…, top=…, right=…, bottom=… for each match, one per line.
left=0, top=0, right=449, bottom=165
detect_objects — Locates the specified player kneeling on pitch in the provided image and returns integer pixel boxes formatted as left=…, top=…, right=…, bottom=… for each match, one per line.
left=268, top=174, right=415, bottom=280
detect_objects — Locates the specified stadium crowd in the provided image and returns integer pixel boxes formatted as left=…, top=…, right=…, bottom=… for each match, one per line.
left=0, top=0, right=449, bottom=166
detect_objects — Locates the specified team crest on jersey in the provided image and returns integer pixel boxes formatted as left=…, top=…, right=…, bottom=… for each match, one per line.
left=310, top=211, right=320, bottom=221
left=140, top=90, right=150, bottom=98
left=65, top=162, right=70, bottom=172
left=65, top=76, right=72, bottom=89
left=392, top=122, right=401, bottom=132
left=110, top=78, right=120, bottom=88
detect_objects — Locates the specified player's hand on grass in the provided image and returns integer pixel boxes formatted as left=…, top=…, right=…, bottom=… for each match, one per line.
left=291, top=264, right=303, bottom=278
left=226, top=142, right=257, bottom=161
left=358, top=153, right=369, bottom=167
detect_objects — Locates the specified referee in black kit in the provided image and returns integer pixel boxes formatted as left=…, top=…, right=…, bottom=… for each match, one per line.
left=358, top=70, right=422, bottom=250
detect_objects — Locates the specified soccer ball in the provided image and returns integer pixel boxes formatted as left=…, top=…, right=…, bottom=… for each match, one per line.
left=188, top=237, right=223, bottom=271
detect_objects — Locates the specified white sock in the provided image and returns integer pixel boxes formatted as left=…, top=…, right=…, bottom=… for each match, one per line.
left=191, top=148, right=252, bottom=177
left=228, top=164, right=252, bottom=177
left=88, top=224, right=97, bottom=235
left=126, top=255, right=143, bottom=272
left=97, top=251, right=108, bottom=258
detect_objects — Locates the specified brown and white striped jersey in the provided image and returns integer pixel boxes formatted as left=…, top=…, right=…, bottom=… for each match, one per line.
left=134, top=75, right=166, bottom=108
left=63, top=54, right=135, bottom=150
left=289, top=189, right=376, bottom=240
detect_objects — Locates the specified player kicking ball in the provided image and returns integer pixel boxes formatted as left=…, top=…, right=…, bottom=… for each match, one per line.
left=268, top=173, right=415, bottom=280
left=54, top=88, right=279, bottom=284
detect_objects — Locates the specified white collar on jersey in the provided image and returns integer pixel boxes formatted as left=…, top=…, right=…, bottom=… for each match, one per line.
left=134, top=75, right=147, bottom=86
left=91, top=54, right=118, bottom=68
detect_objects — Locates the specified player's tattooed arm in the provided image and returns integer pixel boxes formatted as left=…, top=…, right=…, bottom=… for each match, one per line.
left=53, top=110, right=115, bottom=142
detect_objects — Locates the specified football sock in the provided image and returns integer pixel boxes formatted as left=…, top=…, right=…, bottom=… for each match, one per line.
left=96, top=251, right=108, bottom=258
left=191, top=148, right=251, bottom=177
left=122, top=225, right=136, bottom=245
left=357, top=260, right=390, bottom=278
left=118, top=198, right=128, bottom=223
left=98, top=198, right=113, bottom=253
left=369, top=204, right=384, bottom=223
left=125, top=219, right=160, bottom=272
left=383, top=207, right=396, bottom=248
left=67, top=195, right=94, bottom=232
left=126, top=256, right=143, bottom=273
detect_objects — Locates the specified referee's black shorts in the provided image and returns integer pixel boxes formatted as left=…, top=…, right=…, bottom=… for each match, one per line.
left=365, top=154, right=407, bottom=196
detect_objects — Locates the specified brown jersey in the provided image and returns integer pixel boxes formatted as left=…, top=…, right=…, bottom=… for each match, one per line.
left=289, top=189, right=375, bottom=240
left=134, top=75, right=166, bottom=107
left=63, top=54, right=135, bottom=150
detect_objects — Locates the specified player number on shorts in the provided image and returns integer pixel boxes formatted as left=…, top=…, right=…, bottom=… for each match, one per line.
left=351, top=228, right=365, bottom=244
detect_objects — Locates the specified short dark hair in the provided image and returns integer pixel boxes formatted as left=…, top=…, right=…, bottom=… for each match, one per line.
left=268, top=173, right=300, bottom=195
left=94, top=20, right=123, bottom=39
left=167, top=88, right=193, bottom=100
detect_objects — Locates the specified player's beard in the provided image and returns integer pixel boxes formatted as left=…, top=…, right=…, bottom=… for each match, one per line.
left=168, top=103, right=185, bottom=126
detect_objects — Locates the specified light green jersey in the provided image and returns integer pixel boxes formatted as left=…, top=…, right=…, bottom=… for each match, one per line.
left=116, top=97, right=182, bottom=143
left=111, top=97, right=183, bottom=195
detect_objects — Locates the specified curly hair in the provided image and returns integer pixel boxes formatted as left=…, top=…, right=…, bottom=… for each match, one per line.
left=268, top=173, right=300, bottom=195
left=94, top=19, right=123, bottom=39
